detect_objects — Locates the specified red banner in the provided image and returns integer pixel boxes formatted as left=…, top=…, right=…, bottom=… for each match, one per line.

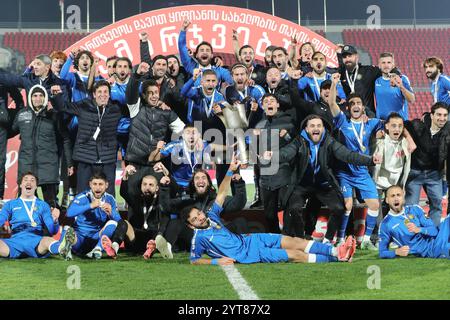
left=65, top=5, right=338, bottom=76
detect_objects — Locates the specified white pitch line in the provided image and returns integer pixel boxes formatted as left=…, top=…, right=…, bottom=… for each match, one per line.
left=221, top=265, right=260, bottom=300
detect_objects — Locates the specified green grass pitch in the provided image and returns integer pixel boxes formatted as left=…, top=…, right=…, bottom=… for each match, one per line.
left=1, top=250, right=449, bottom=300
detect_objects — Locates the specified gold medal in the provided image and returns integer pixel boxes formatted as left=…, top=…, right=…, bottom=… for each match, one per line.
left=361, top=146, right=366, bottom=152
left=404, top=218, right=410, bottom=225
left=408, top=214, right=414, bottom=220
left=31, top=222, right=37, bottom=227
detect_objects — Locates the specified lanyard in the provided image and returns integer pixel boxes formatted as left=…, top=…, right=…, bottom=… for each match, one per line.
left=350, top=120, right=366, bottom=153
left=183, top=140, right=198, bottom=173
left=313, top=145, right=319, bottom=174
left=142, top=194, right=157, bottom=230
left=203, top=90, right=216, bottom=118
left=433, top=74, right=440, bottom=103
left=345, top=65, right=359, bottom=93
left=97, top=106, right=106, bottom=125
left=268, top=88, right=275, bottom=94
left=21, top=197, right=37, bottom=227
left=237, top=87, right=248, bottom=101
left=312, top=75, right=324, bottom=101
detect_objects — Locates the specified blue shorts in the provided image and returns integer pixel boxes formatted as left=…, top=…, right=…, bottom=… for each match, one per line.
left=72, top=231, right=100, bottom=255
left=240, top=233, right=288, bottom=263
left=1, top=232, right=48, bottom=259
left=430, top=216, right=450, bottom=259
left=338, top=173, right=378, bottom=200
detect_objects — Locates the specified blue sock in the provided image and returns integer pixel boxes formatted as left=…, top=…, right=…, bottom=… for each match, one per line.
left=315, top=254, right=338, bottom=263
left=49, top=240, right=60, bottom=254
left=96, top=222, right=117, bottom=250
left=48, top=228, right=67, bottom=254
left=308, top=241, right=333, bottom=256
left=365, top=213, right=378, bottom=237
left=338, top=211, right=351, bottom=239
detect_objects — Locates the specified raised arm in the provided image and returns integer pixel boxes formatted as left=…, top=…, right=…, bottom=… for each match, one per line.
left=139, top=32, right=153, bottom=65
left=178, top=20, right=197, bottom=75
left=289, top=37, right=299, bottom=69
left=50, top=85, right=81, bottom=116
left=230, top=30, right=241, bottom=62
left=215, top=155, right=241, bottom=207
left=329, top=73, right=341, bottom=117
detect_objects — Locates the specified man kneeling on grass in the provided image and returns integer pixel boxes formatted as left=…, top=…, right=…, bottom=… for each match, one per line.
left=181, top=156, right=357, bottom=265
left=379, top=185, right=450, bottom=259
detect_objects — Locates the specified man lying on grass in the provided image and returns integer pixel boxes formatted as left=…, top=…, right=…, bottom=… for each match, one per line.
left=180, top=155, right=357, bottom=265
left=379, top=185, right=450, bottom=259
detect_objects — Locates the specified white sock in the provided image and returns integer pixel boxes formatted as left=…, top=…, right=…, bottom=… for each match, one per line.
left=331, top=247, right=338, bottom=257
left=112, top=242, right=120, bottom=253
left=367, top=209, right=379, bottom=218
left=304, top=241, right=314, bottom=254
left=307, top=254, right=317, bottom=263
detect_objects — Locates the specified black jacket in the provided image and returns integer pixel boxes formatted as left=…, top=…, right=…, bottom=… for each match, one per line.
left=405, top=114, right=450, bottom=172
left=0, top=80, right=24, bottom=130
left=337, top=59, right=382, bottom=115
left=255, top=111, right=296, bottom=190
left=12, top=85, right=72, bottom=186
left=0, top=69, right=69, bottom=102
left=289, top=78, right=335, bottom=131
left=120, top=173, right=170, bottom=234
left=52, top=94, right=121, bottom=164
left=278, top=121, right=375, bottom=207
left=125, top=104, right=181, bottom=166
left=160, top=177, right=247, bottom=216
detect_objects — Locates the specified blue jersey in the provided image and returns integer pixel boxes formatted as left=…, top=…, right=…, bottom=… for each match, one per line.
left=110, top=80, right=128, bottom=105
left=67, top=190, right=121, bottom=237
left=379, top=205, right=449, bottom=259
left=160, top=140, right=211, bottom=188
left=0, top=197, right=58, bottom=236
left=180, top=78, right=225, bottom=123
left=60, top=55, right=103, bottom=102
left=178, top=30, right=233, bottom=88
left=190, top=202, right=249, bottom=263
left=334, top=111, right=383, bottom=176
left=298, top=74, right=346, bottom=102
left=430, top=73, right=450, bottom=106
left=375, top=75, right=413, bottom=120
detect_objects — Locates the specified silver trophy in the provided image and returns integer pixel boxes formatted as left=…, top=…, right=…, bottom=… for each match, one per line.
left=217, top=101, right=249, bottom=164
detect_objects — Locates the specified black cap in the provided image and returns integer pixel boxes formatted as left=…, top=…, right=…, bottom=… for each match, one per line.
left=342, top=45, right=357, bottom=56
left=320, top=79, right=332, bottom=90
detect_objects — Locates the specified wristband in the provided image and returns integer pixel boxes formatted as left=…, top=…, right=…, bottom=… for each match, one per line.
left=211, top=259, right=218, bottom=265
left=226, top=170, right=233, bottom=177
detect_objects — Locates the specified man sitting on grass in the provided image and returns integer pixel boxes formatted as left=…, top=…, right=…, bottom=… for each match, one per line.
left=0, top=172, right=60, bottom=259
left=379, top=185, right=450, bottom=259
left=180, top=155, right=357, bottom=265
left=50, top=172, right=122, bottom=260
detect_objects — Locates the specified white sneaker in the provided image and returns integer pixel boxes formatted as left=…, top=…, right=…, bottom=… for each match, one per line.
left=389, top=242, right=399, bottom=249
left=360, top=240, right=378, bottom=251
left=155, top=235, right=173, bottom=259
left=86, top=247, right=102, bottom=260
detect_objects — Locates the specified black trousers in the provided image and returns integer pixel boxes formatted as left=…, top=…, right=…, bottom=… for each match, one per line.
left=77, top=162, right=116, bottom=196
left=41, top=183, right=59, bottom=208
left=125, top=219, right=185, bottom=254
left=261, top=186, right=281, bottom=233
left=286, top=185, right=345, bottom=241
